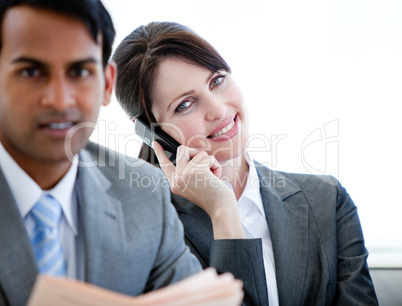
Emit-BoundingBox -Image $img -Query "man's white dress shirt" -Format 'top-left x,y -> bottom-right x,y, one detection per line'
0,142 -> 82,278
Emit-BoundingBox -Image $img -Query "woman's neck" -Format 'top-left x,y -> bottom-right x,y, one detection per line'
221,154 -> 249,201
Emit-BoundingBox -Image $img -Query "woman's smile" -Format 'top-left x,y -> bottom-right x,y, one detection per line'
207,114 -> 238,141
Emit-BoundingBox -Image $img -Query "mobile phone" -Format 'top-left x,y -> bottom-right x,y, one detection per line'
134,115 -> 180,164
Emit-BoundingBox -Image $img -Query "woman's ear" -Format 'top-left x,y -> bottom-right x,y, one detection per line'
102,61 -> 117,107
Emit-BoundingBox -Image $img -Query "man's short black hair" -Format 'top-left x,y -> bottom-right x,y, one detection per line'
0,0 -> 115,67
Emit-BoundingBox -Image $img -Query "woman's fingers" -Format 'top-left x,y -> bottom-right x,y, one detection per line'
154,143 -> 225,197
175,145 -> 195,173
175,146 -> 223,179
188,150 -> 222,178
208,154 -> 222,178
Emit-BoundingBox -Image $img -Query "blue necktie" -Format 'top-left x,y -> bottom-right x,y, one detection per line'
30,194 -> 66,276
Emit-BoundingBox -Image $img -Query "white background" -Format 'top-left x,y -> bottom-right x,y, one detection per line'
94,0 -> 402,266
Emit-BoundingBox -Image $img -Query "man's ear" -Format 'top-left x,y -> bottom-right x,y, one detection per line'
102,61 -> 116,107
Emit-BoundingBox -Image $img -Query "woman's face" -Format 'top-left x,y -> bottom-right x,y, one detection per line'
151,57 -> 249,163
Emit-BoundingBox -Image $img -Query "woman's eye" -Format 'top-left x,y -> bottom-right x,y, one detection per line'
211,74 -> 226,89
175,100 -> 192,113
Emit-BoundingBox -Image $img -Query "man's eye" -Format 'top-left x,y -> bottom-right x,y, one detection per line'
70,68 -> 90,78
20,67 -> 42,78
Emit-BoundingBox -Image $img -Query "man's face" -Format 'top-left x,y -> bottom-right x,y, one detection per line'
0,6 -> 114,169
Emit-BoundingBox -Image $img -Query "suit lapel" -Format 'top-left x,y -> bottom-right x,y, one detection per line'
77,150 -> 126,292
172,194 -> 213,265
0,168 -> 38,305
255,163 -> 309,305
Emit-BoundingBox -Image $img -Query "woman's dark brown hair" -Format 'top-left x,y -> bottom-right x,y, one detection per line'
112,21 -> 231,163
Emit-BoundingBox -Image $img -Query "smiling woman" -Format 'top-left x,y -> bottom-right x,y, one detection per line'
111,20 -> 378,305
150,57 -> 246,164
98,0 -> 402,271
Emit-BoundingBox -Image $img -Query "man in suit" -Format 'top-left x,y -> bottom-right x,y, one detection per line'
0,1 -> 201,305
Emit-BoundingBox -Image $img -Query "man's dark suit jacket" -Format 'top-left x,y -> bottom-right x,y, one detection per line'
0,142 -> 201,306
172,162 -> 378,305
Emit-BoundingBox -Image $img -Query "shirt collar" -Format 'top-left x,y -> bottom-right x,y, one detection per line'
0,141 -> 78,234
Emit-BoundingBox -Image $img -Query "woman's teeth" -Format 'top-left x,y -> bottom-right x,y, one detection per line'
210,119 -> 235,138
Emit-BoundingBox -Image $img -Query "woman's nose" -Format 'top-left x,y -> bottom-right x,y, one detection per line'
205,95 -> 228,121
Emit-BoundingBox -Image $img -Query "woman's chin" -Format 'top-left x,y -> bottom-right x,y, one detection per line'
213,150 -> 244,167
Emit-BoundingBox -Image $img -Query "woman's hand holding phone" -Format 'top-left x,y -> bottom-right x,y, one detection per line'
153,141 -> 246,239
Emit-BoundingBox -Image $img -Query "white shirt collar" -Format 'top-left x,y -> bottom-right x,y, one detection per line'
238,158 -> 266,217
0,142 -> 78,234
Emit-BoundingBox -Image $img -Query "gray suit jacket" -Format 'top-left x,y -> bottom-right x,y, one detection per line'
172,161 -> 378,305
0,142 -> 201,306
